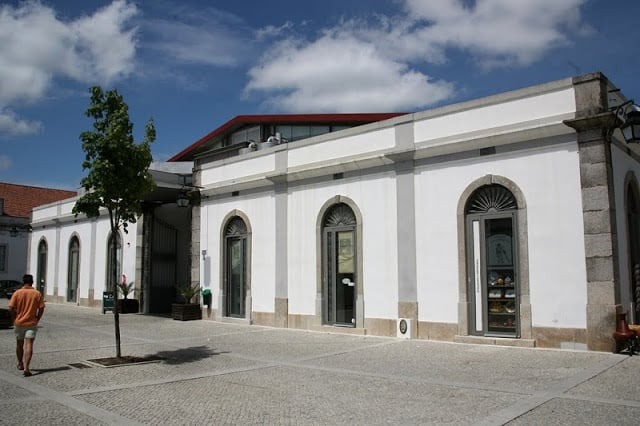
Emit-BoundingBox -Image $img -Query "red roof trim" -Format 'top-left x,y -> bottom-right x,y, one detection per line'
168,113 -> 406,162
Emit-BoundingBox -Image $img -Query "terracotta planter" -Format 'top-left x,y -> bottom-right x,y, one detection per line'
171,303 -> 202,321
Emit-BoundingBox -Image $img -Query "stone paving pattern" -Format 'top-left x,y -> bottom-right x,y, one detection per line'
1,300 -> 639,425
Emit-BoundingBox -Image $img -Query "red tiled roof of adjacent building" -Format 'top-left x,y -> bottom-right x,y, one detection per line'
0,182 -> 76,218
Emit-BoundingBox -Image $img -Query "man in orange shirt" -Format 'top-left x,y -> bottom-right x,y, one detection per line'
8,274 -> 45,377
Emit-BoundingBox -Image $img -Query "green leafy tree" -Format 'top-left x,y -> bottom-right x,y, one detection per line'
73,86 -> 156,358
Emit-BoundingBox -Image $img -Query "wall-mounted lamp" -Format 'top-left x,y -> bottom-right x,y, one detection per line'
614,100 -> 640,144
176,190 -> 190,208
201,249 -> 207,261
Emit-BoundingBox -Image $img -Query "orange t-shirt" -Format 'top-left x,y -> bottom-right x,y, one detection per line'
8,286 -> 45,327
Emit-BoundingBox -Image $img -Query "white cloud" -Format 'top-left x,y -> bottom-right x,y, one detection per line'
70,0 -> 138,81
0,0 -> 138,137
398,0 -> 590,67
0,109 -> 42,137
255,21 -> 294,41
246,35 -> 452,112
144,19 -> 243,67
143,6 -> 252,67
245,0 -> 589,112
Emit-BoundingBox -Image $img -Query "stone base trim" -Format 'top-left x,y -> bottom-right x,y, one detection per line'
363,318 -> 396,337
454,335 -> 536,348
253,311 -> 275,327
48,295 -> 66,304
35,301 -> 601,352
417,321 -> 458,341
586,303 -> 618,351
218,316 -> 252,325
532,326 -> 587,349
310,325 -> 367,335
274,298 -> 288,328
78,296 -> 101,308
287,313 -> 316,330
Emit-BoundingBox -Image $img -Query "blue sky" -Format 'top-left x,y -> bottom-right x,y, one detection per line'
1,0 -> 639,190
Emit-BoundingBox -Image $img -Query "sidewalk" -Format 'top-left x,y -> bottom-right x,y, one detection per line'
1,300 -> 639,425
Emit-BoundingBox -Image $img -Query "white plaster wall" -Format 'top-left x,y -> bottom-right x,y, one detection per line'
59,201 -> 76,216
415,140 -> 588,328
287,172 -> 398,319
611,142 -> 640,319
414,88 -> 576,145
200,194 -> 277,313
31,204 -> 60,222
288,128 -> 396,169
29,213 -> 138,304
201,154 -> 276,184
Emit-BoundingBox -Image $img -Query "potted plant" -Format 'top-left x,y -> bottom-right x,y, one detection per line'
117,274 -> 139,314
171,283 -> 202,321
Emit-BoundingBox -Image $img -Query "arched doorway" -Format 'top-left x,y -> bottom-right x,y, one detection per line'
322,203 -> 357,327
465,184 -> 519,337
224,216 -> 248,318
67,236 -> 80,302
36,239 -> 47,294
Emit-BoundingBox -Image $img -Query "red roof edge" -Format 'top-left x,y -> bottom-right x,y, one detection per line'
168,113 -> 406,162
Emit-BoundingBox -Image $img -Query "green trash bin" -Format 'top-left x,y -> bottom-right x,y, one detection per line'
201,288 -> 212,307
103,291 -> 115,314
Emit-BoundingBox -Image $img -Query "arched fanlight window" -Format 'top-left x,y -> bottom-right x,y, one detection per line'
324,203 -> 357,227
466,185 -> 517,214
225,217 -> 248,236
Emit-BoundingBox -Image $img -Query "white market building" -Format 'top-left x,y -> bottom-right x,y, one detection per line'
28,72 -> 640,351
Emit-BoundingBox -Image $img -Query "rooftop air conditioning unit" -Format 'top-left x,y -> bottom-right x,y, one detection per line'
397,318 -> 413,338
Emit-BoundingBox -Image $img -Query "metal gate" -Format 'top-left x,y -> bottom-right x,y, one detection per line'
148,217 -> 177,314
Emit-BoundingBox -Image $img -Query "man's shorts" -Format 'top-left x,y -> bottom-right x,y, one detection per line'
14,326 -> 37,340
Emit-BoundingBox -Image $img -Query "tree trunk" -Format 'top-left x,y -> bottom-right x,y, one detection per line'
111,226 -> 122,358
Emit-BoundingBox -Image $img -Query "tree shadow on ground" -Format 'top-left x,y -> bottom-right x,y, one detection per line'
87,345 -> 229,367
152,345 -> 229,365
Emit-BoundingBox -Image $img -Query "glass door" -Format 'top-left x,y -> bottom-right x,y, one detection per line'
484,217 -> 517,335
326,229 -> 355,326
226,237 -> 246,318
468,214 -> 518,337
